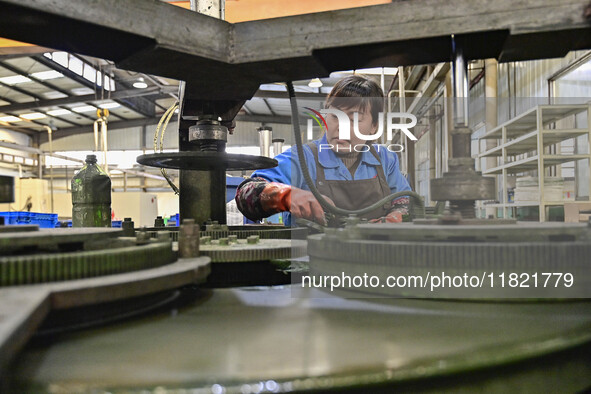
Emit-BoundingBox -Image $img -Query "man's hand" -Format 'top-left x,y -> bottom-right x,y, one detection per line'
369,210 -> 403,223
291,187 -> 335,225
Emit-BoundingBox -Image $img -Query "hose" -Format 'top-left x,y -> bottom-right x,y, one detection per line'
285,81 -> 424,219
154,102 -> 180,194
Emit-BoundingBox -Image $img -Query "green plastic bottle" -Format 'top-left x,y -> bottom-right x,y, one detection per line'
71,154 -> 111,227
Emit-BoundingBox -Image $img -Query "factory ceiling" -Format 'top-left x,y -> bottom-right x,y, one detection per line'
0,0 -> 589,141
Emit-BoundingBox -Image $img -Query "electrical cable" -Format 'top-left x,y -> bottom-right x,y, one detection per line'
154,102 -> 180,194
285,81 -> 425,218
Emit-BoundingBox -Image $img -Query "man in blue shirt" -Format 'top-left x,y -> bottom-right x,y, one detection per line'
236,75 -> 411,225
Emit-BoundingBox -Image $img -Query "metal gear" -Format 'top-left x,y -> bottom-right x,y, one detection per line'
0,227 -> 122,252
146,226 -> 306,243
0,241 -> 176,286
197,239 -> 307,263
308,222 -> 591,298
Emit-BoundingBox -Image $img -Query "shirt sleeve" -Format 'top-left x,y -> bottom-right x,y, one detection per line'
383,150 -> 411,193
251,145 -> 317,190
236,145 -> 317,221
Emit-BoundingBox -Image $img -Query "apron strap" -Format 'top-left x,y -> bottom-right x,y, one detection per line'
368,145 -> 389,186
305,141 -> 326,183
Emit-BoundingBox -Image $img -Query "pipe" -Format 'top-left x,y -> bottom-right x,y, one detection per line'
452,35 -> 469,127
44,126 -> 54,213
258,126 -> 272,158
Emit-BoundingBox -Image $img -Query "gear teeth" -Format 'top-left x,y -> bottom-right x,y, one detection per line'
199,239 -> 307,262
0,243 -> 175,287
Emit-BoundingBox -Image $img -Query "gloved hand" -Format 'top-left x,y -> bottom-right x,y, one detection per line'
259,183 -> 334,225
369,210 -> 403,223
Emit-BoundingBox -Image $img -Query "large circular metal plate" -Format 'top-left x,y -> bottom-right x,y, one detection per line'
7,287 -> 591,392
0,228 -> 122,252
136,152 -> 278,171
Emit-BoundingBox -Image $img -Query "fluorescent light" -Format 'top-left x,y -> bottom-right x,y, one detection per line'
43,91 -> 68,99
71,87 -> 95,95
72,105 -> 96,113
308,78 -> 323,88
133,77 -> 148,89
0,116 -> 22,122
99,102 -> 120,109
31,70 -> 63,80
0,75 -> 32,85
20,112 -> 46,120
47,109 -> 72,116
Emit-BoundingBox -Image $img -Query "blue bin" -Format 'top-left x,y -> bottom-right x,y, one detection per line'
30,212 -> 58,228
1,211 -> 58,228
0,211 -> 18,225
167,213 -> 179,226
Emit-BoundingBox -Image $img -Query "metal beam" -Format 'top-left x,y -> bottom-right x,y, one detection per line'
0,87 -> 166,113
38,117 -> 161,144
0,0 -> 588,101
32,55 -> 151,119
235,114 -> 295,125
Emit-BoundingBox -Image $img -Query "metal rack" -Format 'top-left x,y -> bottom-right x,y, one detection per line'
479,104 -> 591,221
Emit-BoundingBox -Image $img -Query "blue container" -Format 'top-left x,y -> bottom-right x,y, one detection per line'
30,212 -> 58,228
112,220 -> 122,228
0,211 -> 18,225
167,213 -> 179,226
55,220 -> 73,228
1,211 -> 58,228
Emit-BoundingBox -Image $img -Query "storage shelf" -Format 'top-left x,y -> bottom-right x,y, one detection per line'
478,104 -> 591,221
482,201 -> 575,208
483,155 -> 591,175
481,104 -> 589,140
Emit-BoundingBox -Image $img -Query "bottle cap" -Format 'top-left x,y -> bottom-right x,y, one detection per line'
85,154 -> 97,164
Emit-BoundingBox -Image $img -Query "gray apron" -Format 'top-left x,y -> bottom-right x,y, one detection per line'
306,142 -> 392,220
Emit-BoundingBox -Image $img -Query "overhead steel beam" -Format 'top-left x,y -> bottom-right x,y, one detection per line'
0,0 -> 588,103
38,117 -> 161,144
0,87 -> 167,113
33,55 -> 151,119
235,114 -> 294,124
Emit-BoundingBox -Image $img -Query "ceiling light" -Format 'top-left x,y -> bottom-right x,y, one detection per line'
47,109 -> 72,116
133,77 -> 148,89
31,70 -> 64,80
0,116 -> 23,122
71,87 -> 95,96
0,75 -> 32,85
308,78 -> 323,88
99,102 -> 120,109
20,112 -> 46,120
72,105 -> 96,113
43,91 -> 68,99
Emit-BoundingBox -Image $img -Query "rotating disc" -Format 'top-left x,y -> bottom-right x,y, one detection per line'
136,152 -> 277,171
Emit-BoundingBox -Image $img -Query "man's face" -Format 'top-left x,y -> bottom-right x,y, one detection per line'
325,105 -> 377,153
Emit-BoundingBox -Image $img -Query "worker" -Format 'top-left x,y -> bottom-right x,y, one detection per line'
235,75 -> 411,225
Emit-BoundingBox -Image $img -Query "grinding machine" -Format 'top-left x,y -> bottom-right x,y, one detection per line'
1,0 -> 591,392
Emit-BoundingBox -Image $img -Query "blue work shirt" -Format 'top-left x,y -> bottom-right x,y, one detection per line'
252,134 -> 411,194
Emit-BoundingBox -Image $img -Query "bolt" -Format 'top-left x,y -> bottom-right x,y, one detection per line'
179,219 -> 199,258
154,216 -> 165,228
122,217 -> 135,237
136,228 -> 150,244
200,236 -> 212,244
156,231 -> 170,242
